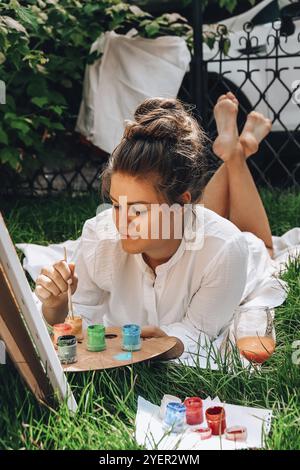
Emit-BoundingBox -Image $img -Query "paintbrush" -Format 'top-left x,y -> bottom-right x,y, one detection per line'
64,246 -> 74,320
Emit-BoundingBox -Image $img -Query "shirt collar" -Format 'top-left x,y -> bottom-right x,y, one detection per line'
134,205 -> 196,275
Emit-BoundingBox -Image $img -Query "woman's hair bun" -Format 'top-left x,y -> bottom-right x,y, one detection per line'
123,97 -> 199,145
102,96 -> 208,206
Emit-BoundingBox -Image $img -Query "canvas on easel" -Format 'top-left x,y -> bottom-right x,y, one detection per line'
0,213 -> 77,411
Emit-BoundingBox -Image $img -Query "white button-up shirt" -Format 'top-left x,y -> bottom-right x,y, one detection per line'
70,205 -> 287,352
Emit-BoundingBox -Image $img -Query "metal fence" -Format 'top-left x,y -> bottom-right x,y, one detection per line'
3,13 -> 300,195
186,10 -> 300,189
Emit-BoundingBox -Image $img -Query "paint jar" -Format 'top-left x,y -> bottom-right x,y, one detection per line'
57,335 -> 77,364
87,324 -> 106,352
159,395 -> 182,420
53,323 -> 72,347
122,324 -> 141,351
205,406 -> 227,436
225,426 -> 247,442
163,402 -> 186,433
193,427 -> 212,440
65,316 -> 83,341
184,397 -> 203,425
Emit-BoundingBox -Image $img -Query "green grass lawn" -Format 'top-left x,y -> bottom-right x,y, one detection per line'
0,189 -> 300,450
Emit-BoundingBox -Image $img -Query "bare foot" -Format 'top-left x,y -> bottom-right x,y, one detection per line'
239,111 -> 272,159
213,92 -> 244,161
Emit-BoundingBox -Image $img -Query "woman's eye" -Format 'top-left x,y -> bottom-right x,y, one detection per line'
130,205 -> 148,216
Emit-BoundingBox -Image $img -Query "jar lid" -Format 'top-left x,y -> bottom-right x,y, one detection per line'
57,334 -> 77,346
225,426 -> 247,442
184,397 -> 203,408
54,323 -> 72,330
193,427 -> 212,440
122,324 -> 141,334
205,406 -> 226,420
66,316 -> 82,323
166,402 -> 186,413
87,324 -> 105,334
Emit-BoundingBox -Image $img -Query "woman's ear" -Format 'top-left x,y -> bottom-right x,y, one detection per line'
180,191 -> 192,205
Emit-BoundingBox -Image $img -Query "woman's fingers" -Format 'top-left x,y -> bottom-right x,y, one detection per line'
54,260 -> 73,284
35,284 -> 52,300
70,273 -> 78,294
40,265 -> 68,294
68,262 -> 78,294
141,325 -> 156,338
141,325 -> 168,338
36,273 -> 61,296
35,260 -> 78,305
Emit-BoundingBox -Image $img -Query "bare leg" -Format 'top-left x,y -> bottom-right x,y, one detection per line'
199,93 -> 238,218
239,111 -> 272,158
199,163 -> 230,219
226,154 -> 274,256
200,92 -> 274,257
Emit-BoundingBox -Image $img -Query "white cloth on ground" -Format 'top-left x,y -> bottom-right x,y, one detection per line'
75,30 -> 191,154
17,205 -> 300,368
135,395 -> 272,450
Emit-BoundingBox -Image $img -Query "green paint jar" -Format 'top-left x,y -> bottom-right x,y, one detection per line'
57,335 -> 77,364
87,324 -> 106,352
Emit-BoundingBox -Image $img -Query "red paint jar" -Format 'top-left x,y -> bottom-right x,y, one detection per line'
184,397 -> 203,425
53,323 -> 72,347
205,406 -> 226,435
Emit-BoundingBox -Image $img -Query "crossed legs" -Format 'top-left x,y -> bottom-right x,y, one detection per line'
200,92 -> 274,258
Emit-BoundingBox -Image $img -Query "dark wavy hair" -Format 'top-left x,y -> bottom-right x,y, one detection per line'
101,97 -> 208,205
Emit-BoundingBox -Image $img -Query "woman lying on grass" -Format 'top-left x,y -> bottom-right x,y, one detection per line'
35,92 -> 287,361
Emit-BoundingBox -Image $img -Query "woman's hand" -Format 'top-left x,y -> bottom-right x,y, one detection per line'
35,260 -> 78,324
141,325 -> 168,338
141,325 -> 184,360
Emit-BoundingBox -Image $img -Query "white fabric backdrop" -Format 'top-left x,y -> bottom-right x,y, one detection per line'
75,30 -> 191,154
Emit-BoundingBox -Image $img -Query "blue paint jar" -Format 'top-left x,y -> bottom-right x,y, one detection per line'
122,324 -> 141,351
163,402 -> 186,433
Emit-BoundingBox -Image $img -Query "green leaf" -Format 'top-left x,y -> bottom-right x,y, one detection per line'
31,96 -> 48,108
27,79 -> 48,98
0,125 -> 8,145
50,122 -> 65,130
50,105 -> 64,116
0,147 -> 20,170
10,119 -> 30,134
145,21 -> 160,37
14,5 -> 39,32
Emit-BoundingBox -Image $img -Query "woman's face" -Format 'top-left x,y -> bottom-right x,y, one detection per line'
109,172 -> 186,254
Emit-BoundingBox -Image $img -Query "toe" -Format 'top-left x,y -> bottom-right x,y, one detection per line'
217,94 -> 227,103
266,118 -> 272,127
226,91 -> 238,103
248,111 -> 259,119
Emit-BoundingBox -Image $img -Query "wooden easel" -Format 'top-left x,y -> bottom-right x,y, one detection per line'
0,265 -> 53,403
0,213 -> 77,410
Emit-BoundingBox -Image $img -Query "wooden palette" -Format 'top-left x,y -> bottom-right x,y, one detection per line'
61,326 -> 178,372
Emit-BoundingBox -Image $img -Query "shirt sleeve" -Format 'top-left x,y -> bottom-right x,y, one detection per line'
70,218 -> 111,327
160,233 -> 249,353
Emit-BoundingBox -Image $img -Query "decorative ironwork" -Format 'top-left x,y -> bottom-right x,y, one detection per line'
2,17 -> 300,195
195,19 -> 300,188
